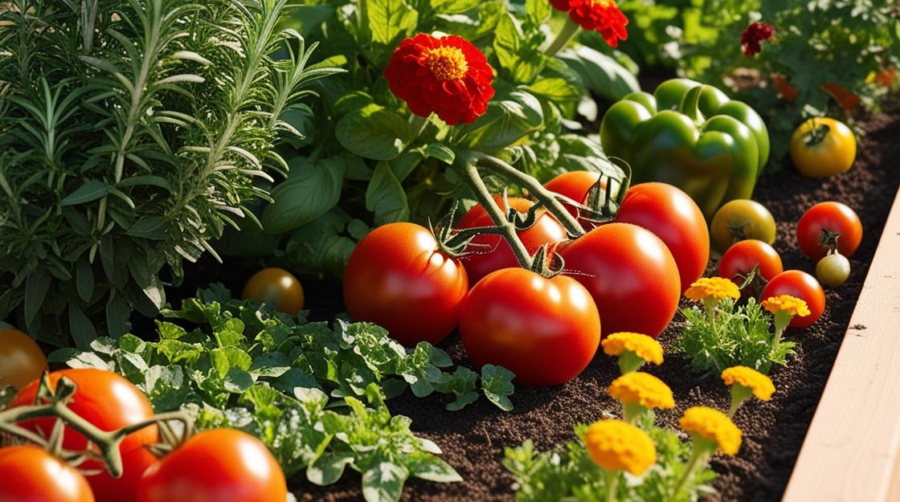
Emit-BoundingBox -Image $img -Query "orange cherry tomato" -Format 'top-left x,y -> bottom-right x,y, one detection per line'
242,268 -> 305,315
796,202 -> 862,261
0,328 -> 47,390
0,446 -> 94,502
718,240 -> 783,287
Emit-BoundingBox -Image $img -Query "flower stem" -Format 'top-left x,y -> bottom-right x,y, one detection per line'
668,448 -> 707,502
460,161 -> 535,269
545,16 -> 581,57
476,154 -> 585,237
605,469 -> 620,502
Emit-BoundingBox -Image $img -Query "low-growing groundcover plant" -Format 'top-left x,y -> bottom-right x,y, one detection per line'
226,0 -> 641,277
50,285 -> 514,502
0,0 -> 339,347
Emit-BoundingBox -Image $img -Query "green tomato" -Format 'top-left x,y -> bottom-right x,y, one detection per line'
816,253 -> 851,288
710,199 -> 777,256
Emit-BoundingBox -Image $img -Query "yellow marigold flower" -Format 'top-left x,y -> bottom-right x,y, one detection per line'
584,419 -> 657,475
679,406 -> 742,456
721,366 -> 775,401
609,372 -> 675,410
601,332 -> 663,365
762,295 -> 811,317
684,277 -> 740,302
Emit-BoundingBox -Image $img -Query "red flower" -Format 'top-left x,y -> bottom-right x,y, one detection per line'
384,33 -> 494,126
741,22 -> 774,57
551,0 -> 628,48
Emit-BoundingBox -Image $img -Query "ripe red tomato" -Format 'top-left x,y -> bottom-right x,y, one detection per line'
718,240 -> 783,286
797,202 -> 862,260
616,183 -> 710,292
558,223 -> 681,339
0,328 -> 47,390
761,270 -> 826,328
11,369 -> 158,502
343,222 -> 469,346
456,196 -> 566,284
137,429 -> 286,502
543,171 -> 608,219
459,268 -> 601,386
0,445 -> 95,502
242,268 -> 305,315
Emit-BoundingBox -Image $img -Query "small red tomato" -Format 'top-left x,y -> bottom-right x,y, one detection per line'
137,429 -> 286,502
0,446 -> 95,502
11,369 -> 159,502
457,196 -> 566,284
761,270 -> 826,328
343,222 -> 469,346
543,171 -> 607,219
616,183 -> 710,292
796,202 -> 862,260
459,268 -> 601,386
718,240 -> 783,286
558,223 -> 681,338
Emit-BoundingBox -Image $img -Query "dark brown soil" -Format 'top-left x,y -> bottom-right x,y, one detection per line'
175,110 -> 900,502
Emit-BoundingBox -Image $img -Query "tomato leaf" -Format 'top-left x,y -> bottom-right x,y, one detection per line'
481,364 -> 515,411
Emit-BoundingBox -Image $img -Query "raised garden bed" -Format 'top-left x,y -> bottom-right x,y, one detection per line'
167,111 -> 900,501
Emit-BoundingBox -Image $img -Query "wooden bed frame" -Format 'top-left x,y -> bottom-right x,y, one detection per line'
783,187 -> 900,501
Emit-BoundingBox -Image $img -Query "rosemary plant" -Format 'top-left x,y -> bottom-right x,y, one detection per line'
0,0 -> 339,347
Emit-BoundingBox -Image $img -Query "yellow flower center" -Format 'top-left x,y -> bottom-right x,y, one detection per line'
592,0 -> 617,7
425,46 -> 468,82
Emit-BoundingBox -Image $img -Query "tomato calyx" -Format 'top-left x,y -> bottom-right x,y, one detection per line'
818,227 -> 842,253
0,373 -> 192,479
803,120 -> 831,147
735,263 -> 768,295
529,245 -> 566,279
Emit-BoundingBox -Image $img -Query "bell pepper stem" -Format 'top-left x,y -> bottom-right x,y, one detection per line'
679,85 -> 706,125
459,159 -> 535,269
545,16 -> 581,57
476,154 -> 586,238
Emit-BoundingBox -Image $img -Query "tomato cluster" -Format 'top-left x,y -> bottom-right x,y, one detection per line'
343,179 -> 709,386
1,369 -> 287,502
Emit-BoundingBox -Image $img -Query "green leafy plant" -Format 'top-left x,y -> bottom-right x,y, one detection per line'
49,285 -> 514,501
0,0 -> 340,346
223,0 -> 636,276
677,298 -> 795,374
502,416 -> 716,502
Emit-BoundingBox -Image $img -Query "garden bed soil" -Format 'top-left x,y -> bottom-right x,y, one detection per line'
174,109 -> 900,502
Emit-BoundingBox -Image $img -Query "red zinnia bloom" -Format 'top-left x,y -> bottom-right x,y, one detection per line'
552,0 -> 628,48
740,22 -> 774,57
384,33 -> 494,126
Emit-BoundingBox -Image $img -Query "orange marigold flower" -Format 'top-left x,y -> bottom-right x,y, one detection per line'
684,277 -> 740,302
584,419 -> 656,475
601,332 -> 663,366
550,0 -> 628,48
680,406 -> 742,456
385,33 -> 495,125
721,366 -> 775,401
609,372 -> 675,410
762,295 -> 810,317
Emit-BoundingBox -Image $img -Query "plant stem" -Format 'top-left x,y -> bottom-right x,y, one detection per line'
606,469 -> 619,502
476,154 -> 585,237
668,447 -> 707,502
545,16 -> 581,57
460,161 -> 534,269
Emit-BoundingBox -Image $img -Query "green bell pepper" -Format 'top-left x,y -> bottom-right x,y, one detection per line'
600,79 -> 770,219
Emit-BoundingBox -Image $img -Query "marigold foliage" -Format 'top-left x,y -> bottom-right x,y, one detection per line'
679,406 -> 742,456
584,419 -> 656,475
608,372 -> 675,410
601,332 -> 664,365
722,366 -> 775,401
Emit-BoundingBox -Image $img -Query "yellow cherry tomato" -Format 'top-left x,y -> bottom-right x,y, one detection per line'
710,199 -> 777,256
242,268 -> 305,315
790,118 -> 857,179
0,329 -> 47,390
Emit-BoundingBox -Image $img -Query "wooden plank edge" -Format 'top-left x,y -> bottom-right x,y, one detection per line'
783,187 -> 900,502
